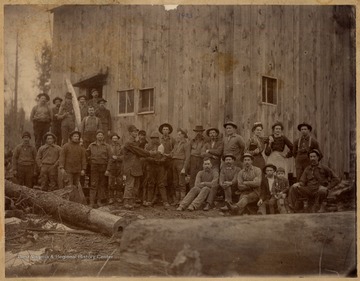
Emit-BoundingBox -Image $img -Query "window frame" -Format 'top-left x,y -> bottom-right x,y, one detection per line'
261,75 -> 278,106
138,87 -> 155,115
117,88 -> 135,116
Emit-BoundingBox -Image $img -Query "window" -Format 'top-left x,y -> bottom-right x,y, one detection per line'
118,89 -> 135,115
139,88 -> 154,113
262,76 -> 278,105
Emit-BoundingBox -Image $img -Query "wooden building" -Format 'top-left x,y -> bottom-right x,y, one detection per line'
50,5 -> 355,176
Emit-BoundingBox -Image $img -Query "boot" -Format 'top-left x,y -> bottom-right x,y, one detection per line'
89,190 -> 96,208
170,192 -> 180,206
124,198 -> 134,210
203,203 -> 211,211
180,191 -> 186,201
317,202 -> 327,213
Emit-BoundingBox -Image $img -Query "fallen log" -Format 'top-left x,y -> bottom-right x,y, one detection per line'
120,212 -> 356,276
5,180 -> 127,236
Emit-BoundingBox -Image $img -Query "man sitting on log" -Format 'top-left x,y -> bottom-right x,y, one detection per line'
288,149 -> 340,213
226,153 -> 262,215
176,157 -> 219,211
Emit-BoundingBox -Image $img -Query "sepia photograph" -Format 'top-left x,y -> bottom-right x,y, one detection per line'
3,3 -> 357,278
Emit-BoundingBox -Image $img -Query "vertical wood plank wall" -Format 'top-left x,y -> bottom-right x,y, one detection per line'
50,5 -> 354,176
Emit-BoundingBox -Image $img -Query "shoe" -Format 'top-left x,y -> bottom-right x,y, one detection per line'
203,203 -> 211,211
108,198 -> 114,204
116,198 -> 123,203
176,206 -> 184,211
226,202 -> 239,215
220,205 -> 229,211
187,205 -> 195,212
124,204 -> 134,210
317,202 -> 327,213
163,202 -> 170,210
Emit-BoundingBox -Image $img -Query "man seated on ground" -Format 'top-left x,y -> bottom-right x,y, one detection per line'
288,149 -> 340,213
176,157 -> 219,211
219,153 -> 241,212
257,164 -> 289,214
226,153 -> 262,215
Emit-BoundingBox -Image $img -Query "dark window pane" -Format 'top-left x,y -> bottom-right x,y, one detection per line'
262,77 -> 266,102
127,91 -> 134,113
119,91 -> 126,114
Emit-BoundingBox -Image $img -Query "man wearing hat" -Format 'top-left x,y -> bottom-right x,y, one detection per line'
168,128 -> 190,205
223,121 -> 246,168
107,133 -> 124,204
226,153 -> 262,215
30,93 -> 52,149
12,132 -> 37,188
188,125 -> 207,188
80,106 -> 102,149
257,164 -> 289,214
59,130 -> 86,190
293,122 -> 321,181
288,149 -> 340,213
201,127 -> 224,171
58,92 -> 76,145
51,97 -> 63,146
87,130 -> 112,207
143,131 -> 170,209
78,95 -> 88,121
122,125 -> 159,209
36,132 -> 61,191
218,153 -> 241,212
87,89 -> 101,111
95,98 -> 112,141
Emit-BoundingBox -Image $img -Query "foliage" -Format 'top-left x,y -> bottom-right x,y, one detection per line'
34,40 -> 52,94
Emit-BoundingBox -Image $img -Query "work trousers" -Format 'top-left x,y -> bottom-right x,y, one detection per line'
223,184 -> 238,203
257,197 -> 277,214
83,131 -> 97,149
124,173 -> 141,200
33,120 -> 51,150
295,154 -> 311,181
235,190 -> 260,215
172,159 -> 186,194
52,124 -> 62,146
90,164 -> 108,201
61,120 -> 75,145
288,185 -> 328,211
163,161 -> 174,203
16,164 -> 35,188
39,164 -> 58,191
67,172 -> 81,187
109,169 -> 123,200
144,165 -> 168,204
179,186 -> 210,210
205,183 -> 219,205
189,156 -> 203,188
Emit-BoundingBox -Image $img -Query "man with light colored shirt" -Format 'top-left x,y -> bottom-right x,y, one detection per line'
81,106 -> 102,149
223,121 -> 245,168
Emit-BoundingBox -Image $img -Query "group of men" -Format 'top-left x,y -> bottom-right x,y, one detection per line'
12,91 -> 341,214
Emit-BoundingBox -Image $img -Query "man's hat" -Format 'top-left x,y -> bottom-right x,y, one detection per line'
222,153 -> 236,161
263,163 -> 277,173
97,98 -> 107,104
91,89 -> 99,94
37,93 -> 50,101
52,97 -> 63,104
193,125 -> 205,132
308,149 -> 323,160
77,95 -> 87,101
110,132 -> 120,139
69,130 -> 81,138
177,128 -> 188,138
138,130 -> 146,136
159,123 -> 173,134
22,131 -> 31,139
271,121 -> 284,130
64,92 -> 72,99
206,127 -> 219,137
96,130 -> 105,136
276,167 -> 285,173
252,122 -> 263,132
223,121 -> 238,129
128,125 -> 139,133
150,131 -> 160,138
297,122 -> 312,132
43,132 -> 57,142
241,153 -> 254,161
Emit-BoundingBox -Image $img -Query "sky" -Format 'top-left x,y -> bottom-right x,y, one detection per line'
4,5 -> 53,117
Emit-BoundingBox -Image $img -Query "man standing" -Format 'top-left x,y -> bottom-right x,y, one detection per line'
223,121 -> 246,168
30,93 -> 52,149
87,89 -> 101,111
87,130 -> 112,207
293,122 -> 321,181
58,92 -> 76,145
59,131 -> 86,189
138,130 -> 148,149
289,149 -> 340,213
12,132 -> 37,188
107,133 -> 123,204
218,153 -> 241,211
96,98 -> 112,141
122,125 -> 158,209
78,95 -> 88,121
51,97 -> 63,146
36,133 -> 61,191
176,158 -> 219,211
80,106 -> 102,149
201,127 -> 223,172
189,125 -> 206,188
226,153 -> 262,215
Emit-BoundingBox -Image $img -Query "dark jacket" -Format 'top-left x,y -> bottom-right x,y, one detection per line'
122,137 -> 151,177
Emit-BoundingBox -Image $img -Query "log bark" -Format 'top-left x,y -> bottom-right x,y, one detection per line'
5,180 -> 127,236
120,212 -> 356,276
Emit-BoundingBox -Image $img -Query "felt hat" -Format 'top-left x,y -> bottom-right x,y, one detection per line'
241,153 -> 254,161
308,149 -> 323,160
271,121 -> 284,131
110,133 -> 120,139
177,128 -> 188,138
150,131 -> 160,138
128,125 -> 139,133
64,92 -> 72,99
97,98 -> 107,104
37,93 -> 50,101
276,167 -> 285,173
69,130 -> 81,138
206,127 -> 219,137
43,132 -> 57,142
159,123 -> 173,134
52,97 -> 63,104
263,163 -> 277,173
297,122 -> 312,132
91,89 -> 99,94
193,125 -> 205,132
138,130 -> 147,136
96,130 -> 105,136
223,121 -> 238,129
77,95 -> 87,101
222,153 -> 236,161
252,122 -> 263,132
22,131 -> 31,139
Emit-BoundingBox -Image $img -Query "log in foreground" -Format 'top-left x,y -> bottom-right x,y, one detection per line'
120,212 -> 356,276
5,180 -> 126,236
